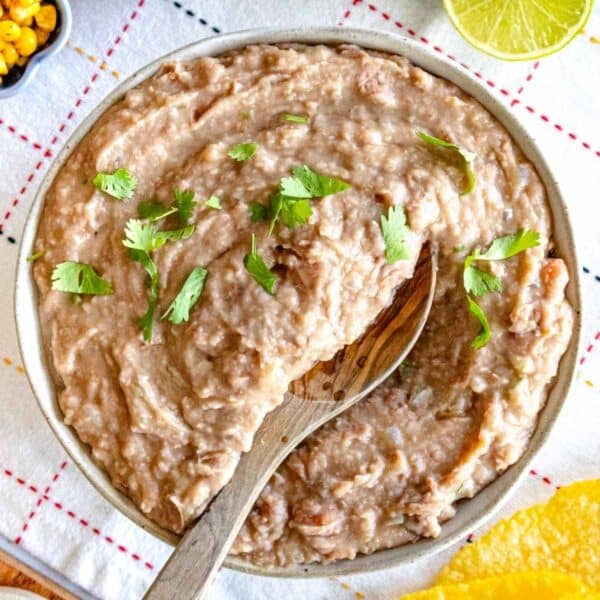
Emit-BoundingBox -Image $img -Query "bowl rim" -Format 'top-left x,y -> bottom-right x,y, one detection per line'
0,0 -> 72,99
14,26 -> 582,579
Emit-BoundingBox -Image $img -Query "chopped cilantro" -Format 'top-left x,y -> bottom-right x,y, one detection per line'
92,168 -> 137,200
467,296 -> 491,350
268,165 -> 350,232
285,165 -> 350,198
269,192 -> 313,233
174,189 -> 196,225
463,230 -> 540,349
279,176 -> 313,199
380,205 -> 413,264
205,196 -> 222,210
27,250 -> 45,262
244,234 -> 276,294
161,267 -> 208,324
51,262 -> 113,295
249,201 -> 268,222
475,230 -> 541,261
463,264 -> 502,297
123,220 -> 166,252
129,248 -> 159,342
123,219 -> 195,341
282,114 -> 310,125
416,131 -> 476,195
228,142 -> 259,162
138,200 -> 177,222
155,224 -> 195,245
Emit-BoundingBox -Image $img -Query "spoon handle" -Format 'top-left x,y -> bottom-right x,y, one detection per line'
144,396 -> 330,600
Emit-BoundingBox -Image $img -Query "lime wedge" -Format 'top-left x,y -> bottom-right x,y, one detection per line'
444,0 -> 594,61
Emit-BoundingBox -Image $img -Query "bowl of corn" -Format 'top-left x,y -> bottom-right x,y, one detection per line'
0,0 -> 71,98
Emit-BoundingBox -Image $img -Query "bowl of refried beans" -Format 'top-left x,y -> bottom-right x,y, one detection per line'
15,27 -> 581,577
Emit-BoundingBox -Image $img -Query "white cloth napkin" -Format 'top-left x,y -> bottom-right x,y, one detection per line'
1,1 -> 599,598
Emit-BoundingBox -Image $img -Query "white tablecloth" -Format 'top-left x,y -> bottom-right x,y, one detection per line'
1,1 -> 599,598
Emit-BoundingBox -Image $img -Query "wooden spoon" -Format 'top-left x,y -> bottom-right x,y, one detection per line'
144,242 -> 437,600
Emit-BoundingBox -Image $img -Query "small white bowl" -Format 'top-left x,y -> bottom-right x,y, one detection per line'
14,27 -> 581,578
0,0 -> 72,99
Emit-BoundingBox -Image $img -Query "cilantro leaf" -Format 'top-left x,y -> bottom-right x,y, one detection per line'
249,201 -> 268,222
124,220 -> 195,252
279,176 -> 312,199
174,189 -> 196,225
463,265 -> 502,296
51,262 -> 113,295
228,142 -> 259,162
282,114 -> 310,125
416,131 -> 476,195
123,220 -> 166,252
477,230 -> 541,261
462,229 -> 540,349
129,248 -> 159,342
155,224 -> 196,245
27,250 -> 45,262
123,219 -> 195,341
204,196 -> 222,210
467,296 -> 491,349
244,234 -> 276,294
138,200 -> 177,222
161,267 -> 208,324
280,198 -> 312,228
380,205 -> 413,264
269,193 -> 313,232
267,166 -> 350,232
92,168 -> 137,200
289,165 -> 350,198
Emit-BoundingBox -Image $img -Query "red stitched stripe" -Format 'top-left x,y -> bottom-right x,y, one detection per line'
579,330 -> 600,364
517,60 -> 540,94
46,502 -> 154,569
2,463 -> 154,570
529,468 -> 560,490
0,118 -> 48,154
13,461 -> 67,546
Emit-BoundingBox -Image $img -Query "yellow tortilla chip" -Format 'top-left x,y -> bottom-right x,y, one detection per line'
437,479 -> 600,589
554,478 -> 600,502
401,570 -> 587,599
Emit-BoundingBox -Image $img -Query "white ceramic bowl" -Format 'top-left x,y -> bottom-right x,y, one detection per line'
15,27 -> 581,578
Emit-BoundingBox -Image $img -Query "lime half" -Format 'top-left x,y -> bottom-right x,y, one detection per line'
444,0 -> 594,61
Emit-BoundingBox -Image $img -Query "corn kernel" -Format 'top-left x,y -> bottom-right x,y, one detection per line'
0,20 -> 21,42
5,0 -> 36,7
34,4 -> 55,31
14,25 -> 36,56
34,26 -> 48,45
2,43 -> 17,66
10,3 -> 39,25
0,55 -> 8,76
0,5 -> 3,19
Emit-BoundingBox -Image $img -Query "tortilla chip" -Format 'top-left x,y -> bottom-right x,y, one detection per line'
401,570 -> 588,599
437,479 -> 600,589
554,478 -> 600,502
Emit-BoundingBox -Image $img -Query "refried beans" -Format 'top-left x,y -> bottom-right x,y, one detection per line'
32,43 -> 573,566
